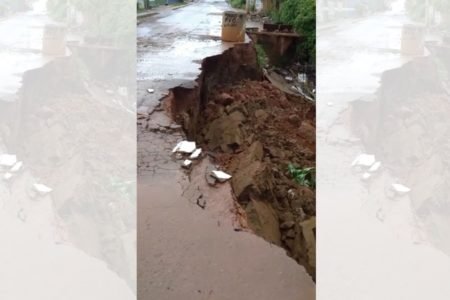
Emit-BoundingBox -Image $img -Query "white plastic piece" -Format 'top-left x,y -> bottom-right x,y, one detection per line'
392,183 -> 411,195
369,161 -> 381,172
0,154 -> 17,167
172,141 -> 196,154
351,154 -> 375,167
211,170 -> 232,183
189,148 -> 202,160
33,183 -> 53,195
10,161 -> 23,173
182,160 -> 192,169
147,88 -> 154,93
361,172 -> 371,180
3,173 -> 13,181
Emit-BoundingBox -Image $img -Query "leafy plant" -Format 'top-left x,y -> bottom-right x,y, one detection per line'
230,0 -> 246,9
255,44 -> 268,67
273,0 -> 316,63
288,164 -> 315,188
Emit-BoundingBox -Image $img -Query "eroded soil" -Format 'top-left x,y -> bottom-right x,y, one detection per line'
167,43 -> 316,278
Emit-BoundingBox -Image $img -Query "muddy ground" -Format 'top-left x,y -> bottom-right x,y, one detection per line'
165,43 -> 316,277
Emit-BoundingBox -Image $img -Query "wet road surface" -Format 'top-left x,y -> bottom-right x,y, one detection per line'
137,0 -> 315,299
317,2 -> 450,298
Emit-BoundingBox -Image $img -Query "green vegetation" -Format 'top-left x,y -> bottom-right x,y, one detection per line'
406,0 -> 450,23
230,0 -> 246,9
288,164 -> 315,189
271,0 -> 315,63
47,0 -> 134,45
255,44 -> 269,67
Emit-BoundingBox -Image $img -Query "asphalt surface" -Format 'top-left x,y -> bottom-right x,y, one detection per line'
137,1 -> 315,299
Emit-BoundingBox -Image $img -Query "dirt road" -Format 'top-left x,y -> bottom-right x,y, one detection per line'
137,0 -> 315,298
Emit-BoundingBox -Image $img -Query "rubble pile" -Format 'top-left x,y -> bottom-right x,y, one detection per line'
179,79 -> 316,277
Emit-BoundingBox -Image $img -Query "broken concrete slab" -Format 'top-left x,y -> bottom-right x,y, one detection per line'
189,148 -> 202,160
172,141 -> 196,154
211,170 -> 232,183
33,183 -> 53,195
0,154 -> 17,167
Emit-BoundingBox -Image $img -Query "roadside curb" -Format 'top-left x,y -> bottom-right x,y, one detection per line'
137,2 -> 193,19
137,11 -> 158,19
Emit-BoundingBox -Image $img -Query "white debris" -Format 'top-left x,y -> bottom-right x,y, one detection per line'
211,170 -> 232,183
351,154 -> 375,167
369,161 -> 381,172
189,148 -> 202,160
10,161 -> 23,173
327,102 -> 334,107
182,159 -> 192,169
392,183 -> 411,195
117,87 -> 128,96
361,172 -> 371,181
33,183 -> 53,195
0,154 -> 17,167
285,76 -> 293,82
147,88 -> 155,93
3,173 -> 13,181
172,141 -> 196,154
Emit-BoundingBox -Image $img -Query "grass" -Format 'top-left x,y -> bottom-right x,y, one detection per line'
255,44 -> 268,68
288,164 -> 315,189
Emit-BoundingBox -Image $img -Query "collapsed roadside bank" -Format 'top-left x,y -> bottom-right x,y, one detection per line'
350,45 -> 450,253
159,43 -> 316,278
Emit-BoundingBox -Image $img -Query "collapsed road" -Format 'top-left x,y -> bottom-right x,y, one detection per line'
137,0 -> 315,299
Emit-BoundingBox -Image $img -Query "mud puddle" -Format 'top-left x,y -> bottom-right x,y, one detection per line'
162,43 -> 316,278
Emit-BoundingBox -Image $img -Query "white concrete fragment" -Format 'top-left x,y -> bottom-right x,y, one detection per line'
285,76 -> 293,82
182,160 -> 192,169
172,141 -> 196,154
211,170 -> 232,183
147,88 -> 155,93
392,183 -> 411,195
10,161 -> 23,173
351,154 -> 375,167
3,173 -> 13,181
33,183 -> 53,195
369,161 -> 381,172
189,148 -> 202,160
0,154 -> 17,167
361,172 -> 371,180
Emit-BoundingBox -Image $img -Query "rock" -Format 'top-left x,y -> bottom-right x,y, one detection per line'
288,114 -> 301,126
216,92 -> 234,105
189,148 -> 202,160
245,197 -> 281,245
172,141 -> 196,154
351,153 -> 375,167
280,221 -> 295,230
182,160 -> 192,169
33,183 -> 53,195
254,109 -> 269,120
0,154 -> 17,167
211,170 -> 232,182
284,229 -> 296,239
10,161 -> 23,173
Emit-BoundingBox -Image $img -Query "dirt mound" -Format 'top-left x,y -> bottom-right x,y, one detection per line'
197,80 -> 316,277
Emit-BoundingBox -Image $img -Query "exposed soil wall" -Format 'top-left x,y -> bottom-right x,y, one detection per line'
166,43 -> 316,278
351,49 -> 450,257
